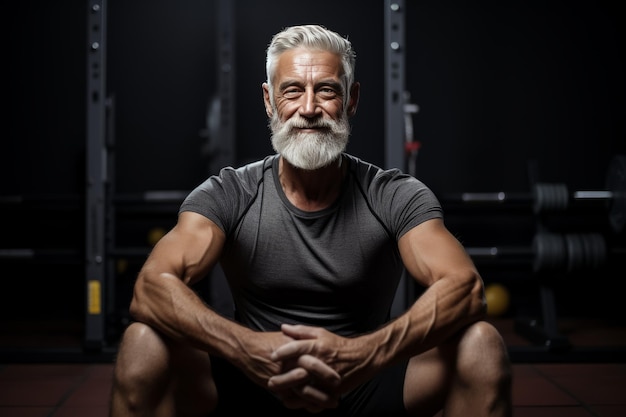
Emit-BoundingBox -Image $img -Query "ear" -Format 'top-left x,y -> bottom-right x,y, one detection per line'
262,82 -> 273,118
346,82 -> 360,117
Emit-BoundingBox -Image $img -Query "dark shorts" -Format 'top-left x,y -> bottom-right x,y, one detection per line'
210,355 -> 409,416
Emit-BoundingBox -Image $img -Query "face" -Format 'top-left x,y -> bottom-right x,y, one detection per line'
264,48 -> 357,170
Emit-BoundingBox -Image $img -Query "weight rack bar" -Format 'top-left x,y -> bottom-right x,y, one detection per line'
465,232 -> 622,273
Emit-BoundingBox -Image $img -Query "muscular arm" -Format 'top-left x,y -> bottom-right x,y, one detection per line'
131,211 -> 341,410
129,211 -> 252,359
368,217 -> 486,363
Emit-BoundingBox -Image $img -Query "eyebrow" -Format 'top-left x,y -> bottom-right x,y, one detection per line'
278,78 -> 343,92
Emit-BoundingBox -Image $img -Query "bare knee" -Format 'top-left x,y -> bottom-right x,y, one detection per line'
111,322 -> 171,411
111,322 -> 217,416
456,322 -> 510,370
456,321 -> 512,392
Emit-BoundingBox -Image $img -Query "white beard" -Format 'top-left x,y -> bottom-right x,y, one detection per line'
270,112 -> 351,170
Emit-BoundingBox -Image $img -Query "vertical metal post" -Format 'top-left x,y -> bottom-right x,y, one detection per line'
85,0 -> 107,349
385,0 -> 412,316
385,0 -> 406,171
218,0 -> 235,168
207,0 -> 237,315
206,0 -> 236,174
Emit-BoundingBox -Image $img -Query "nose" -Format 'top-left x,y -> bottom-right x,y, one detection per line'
298,89 -> 321,118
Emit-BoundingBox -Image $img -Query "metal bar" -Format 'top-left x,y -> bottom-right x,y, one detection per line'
573,191 -> 613,200
211,0 -> 236,174
84,0 -> 107,350
0,249 -> 80,262
384,0 -> 406,171
385,0 -> 410,317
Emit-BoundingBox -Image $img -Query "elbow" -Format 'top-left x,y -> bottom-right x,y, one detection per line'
462,270 -> 487,321
471,272 -> 488,320
128,275 -> 152,323
128,292 -> 145,323
128,295 -> 143,321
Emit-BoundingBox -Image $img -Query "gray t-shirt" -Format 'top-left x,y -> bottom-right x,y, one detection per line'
180,153 -> 442,336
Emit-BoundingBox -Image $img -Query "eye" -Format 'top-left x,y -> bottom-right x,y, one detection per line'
318,87 -> 338,99
282,87 -> 303,99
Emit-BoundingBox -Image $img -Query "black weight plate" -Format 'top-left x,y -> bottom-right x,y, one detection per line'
606,155 -> 626,233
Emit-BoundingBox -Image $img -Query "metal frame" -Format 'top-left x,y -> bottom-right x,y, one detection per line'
385,0 -> 414,316
85,0 -> 108,350
384,0 -> 406,171
203,0 -> 236,175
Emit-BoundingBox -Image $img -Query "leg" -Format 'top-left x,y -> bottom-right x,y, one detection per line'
403,321 -> 513,417
109,322 -> 217,417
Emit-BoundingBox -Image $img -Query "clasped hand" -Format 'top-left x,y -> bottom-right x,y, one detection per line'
266,323 -> 353,413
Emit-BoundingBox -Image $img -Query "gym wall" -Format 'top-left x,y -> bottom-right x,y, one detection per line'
1,0 -> 624,347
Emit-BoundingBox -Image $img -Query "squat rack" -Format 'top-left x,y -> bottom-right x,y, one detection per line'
83,0 -> 237,353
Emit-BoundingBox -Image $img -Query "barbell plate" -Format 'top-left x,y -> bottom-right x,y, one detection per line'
533,232 -> 566,272
606,154 -> 626,233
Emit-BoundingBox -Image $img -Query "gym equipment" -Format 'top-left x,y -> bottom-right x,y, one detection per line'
465,232 -> 616,273
485,283 -> 510,317
446,155 -> 626,233
606,154 -> 626,233
116,258 -> 128,274
467,232 -> 620,351
147,227 -> 167,247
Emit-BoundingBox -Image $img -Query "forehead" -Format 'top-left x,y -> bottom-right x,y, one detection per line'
274,47 -> 343,80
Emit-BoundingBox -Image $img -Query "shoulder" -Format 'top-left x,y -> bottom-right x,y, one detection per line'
344,153 -> 428,193
193,155 -> 274,195
220,155 -> 273,187
180,155 -> 274,220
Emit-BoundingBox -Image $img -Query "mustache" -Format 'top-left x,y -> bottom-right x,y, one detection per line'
286,116 -> 333,130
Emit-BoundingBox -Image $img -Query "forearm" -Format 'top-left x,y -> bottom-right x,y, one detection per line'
129,270 -> 251,361
365,272 -> 486,369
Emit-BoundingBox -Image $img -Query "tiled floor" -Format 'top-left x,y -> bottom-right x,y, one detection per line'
1,317 -> 625,417
0,362 -> 625,416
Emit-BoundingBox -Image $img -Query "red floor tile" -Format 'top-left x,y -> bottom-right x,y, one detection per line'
0,360 -> 624,416
64,378 -> 112,407
512,368 -> 579,406
52,405 -> 110,417
513,406 -> 595,417
0,409 -> 54,417
0,380 -> 76,407
588,405 -> 626,417
534,363 -> 626,405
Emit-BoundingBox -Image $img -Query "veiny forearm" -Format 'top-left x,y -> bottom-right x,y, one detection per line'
129,268 -> 251,361
364,271 -> 486,370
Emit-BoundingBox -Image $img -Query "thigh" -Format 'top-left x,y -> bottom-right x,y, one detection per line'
402,321 -> 508,416
168,339 -> 217,415
402,332 -> 462,416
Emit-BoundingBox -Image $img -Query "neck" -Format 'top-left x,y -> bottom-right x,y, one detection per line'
279,155 -> 345,211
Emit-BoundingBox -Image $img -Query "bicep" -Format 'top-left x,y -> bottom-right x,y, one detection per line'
398,218 -> 478,287
143,211 -> 226,286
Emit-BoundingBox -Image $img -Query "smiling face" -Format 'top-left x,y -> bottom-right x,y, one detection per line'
263,47 -> 359,170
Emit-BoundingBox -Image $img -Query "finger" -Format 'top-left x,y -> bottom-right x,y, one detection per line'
271,339 -> 311,361
267,367 -> 309,391
290,384 -> 340,410
281,323 -> 319,339
268,355 -> 339,391
297,354 -> 340,388
299,383 -> 340,407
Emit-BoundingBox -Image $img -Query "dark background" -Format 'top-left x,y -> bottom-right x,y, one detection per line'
2,0 -> 624,348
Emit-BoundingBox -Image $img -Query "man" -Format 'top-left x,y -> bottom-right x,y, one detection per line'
109,24 -> 512,416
